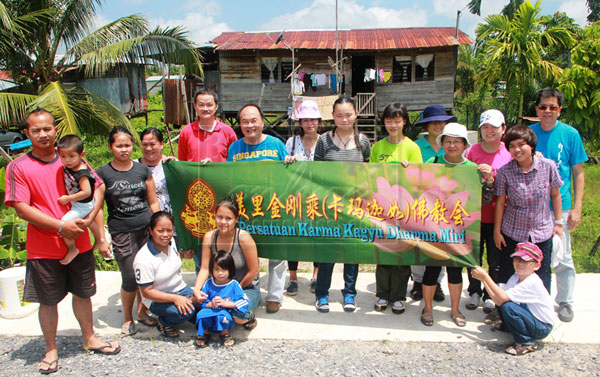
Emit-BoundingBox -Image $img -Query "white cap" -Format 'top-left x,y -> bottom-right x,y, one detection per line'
436,123 -> 471,147
479,109 -> 505,128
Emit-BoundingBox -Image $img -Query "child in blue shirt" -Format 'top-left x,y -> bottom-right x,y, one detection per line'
195,250 -> 249,348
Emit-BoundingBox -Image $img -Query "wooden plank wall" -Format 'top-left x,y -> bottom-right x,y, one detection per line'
218,47 -> 457,113
374,48 -> 456,111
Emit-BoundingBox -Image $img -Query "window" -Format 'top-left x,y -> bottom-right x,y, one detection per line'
392,54 -> 436,83
415,54 -> 434,81
392,56 -> 412,83
260,57 -> 297,83
261,58 -> 279,83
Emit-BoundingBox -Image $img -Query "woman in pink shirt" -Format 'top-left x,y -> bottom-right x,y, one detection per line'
464,110 -> 512,317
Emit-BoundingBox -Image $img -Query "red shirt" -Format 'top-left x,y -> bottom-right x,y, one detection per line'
178,119 -> 237,162
4,152 -> 102,259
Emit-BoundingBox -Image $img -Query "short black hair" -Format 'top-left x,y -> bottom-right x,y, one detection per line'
381,102 -> 410,133
536,87 -> 564,107
209,250 -> 236,280
57,134 -> 84,154
140,127 -> 163,143
237,103 -> 265,123
148,211 -> 174,231
504,125 -> 537,155
193,88 -> 218,105
24,107 -> 55,130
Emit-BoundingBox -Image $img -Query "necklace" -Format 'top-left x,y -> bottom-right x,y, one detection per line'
336,132 -> 353,149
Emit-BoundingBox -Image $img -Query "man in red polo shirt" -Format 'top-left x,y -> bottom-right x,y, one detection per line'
5,108 -> 120,374
177,89 -> 237,163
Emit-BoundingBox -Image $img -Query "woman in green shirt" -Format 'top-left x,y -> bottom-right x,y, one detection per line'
370,103 -> 422,314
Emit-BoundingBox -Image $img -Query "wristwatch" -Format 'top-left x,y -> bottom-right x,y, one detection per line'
554,219 -> 564,225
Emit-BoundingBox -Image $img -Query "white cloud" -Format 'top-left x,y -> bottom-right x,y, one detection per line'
558,0 -> 589,26
259,0 -> 427,30
150,11 -> 232,46
432,0 -> 504,17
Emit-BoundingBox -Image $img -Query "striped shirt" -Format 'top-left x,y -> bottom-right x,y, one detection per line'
314,131 -> 371,162
495,157 -> 563,242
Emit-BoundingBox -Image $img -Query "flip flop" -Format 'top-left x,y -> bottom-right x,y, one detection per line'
138,317 -> 158,327
39,359 -> 58,374
451,313 -> 467,327
121,323 -> 137,337
87,342 -> 121,355
420,310 -> 434,326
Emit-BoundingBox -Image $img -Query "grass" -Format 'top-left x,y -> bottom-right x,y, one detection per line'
571,163 -> 600,273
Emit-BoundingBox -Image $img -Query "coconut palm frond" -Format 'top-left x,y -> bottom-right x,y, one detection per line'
67,86 -> 138,141
0,92 -> 37,128
30,81 -> 81,136
467,0 -> 482,16
74,25 -> 203,78
53,0 -> 103,48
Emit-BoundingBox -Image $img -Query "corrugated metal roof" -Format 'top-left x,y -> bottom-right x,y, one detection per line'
211,27 -> 473,51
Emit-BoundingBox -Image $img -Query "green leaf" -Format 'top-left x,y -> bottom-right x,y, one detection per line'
0,246 -> 9,260
16,249 -> 28,262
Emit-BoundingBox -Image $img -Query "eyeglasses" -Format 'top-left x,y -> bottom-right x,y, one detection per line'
442,140 -> 465,146
537,105 -> 560,111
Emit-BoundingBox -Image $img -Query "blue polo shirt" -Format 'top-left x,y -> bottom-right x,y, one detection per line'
530,121 -> 587,210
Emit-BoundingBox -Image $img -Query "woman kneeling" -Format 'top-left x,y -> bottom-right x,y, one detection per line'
133,212 -> 197,338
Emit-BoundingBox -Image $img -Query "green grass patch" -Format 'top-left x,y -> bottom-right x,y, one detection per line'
571,163 -> 600,272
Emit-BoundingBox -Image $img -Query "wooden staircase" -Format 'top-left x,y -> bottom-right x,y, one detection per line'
355,93 -> 377,142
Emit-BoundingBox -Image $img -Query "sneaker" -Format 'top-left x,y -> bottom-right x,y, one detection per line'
309,279 -> 316,293
466,293 -> 480,310
410,282 -> 423,300
557,302 -> 574,322
286,280 -> 298,296
433,283 -> 445,302
391,300 -> 405,314
266,301 -> 281,314
315,296 -> 329,313
374,298 -> 388,311
343,295 -> 356,312
483,299 -> 495,314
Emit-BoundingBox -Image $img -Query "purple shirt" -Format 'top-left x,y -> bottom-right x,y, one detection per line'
495,157 -> 563,243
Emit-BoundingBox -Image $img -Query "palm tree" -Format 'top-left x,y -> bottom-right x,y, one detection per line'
475,0 -> 574,120
467,0 -> 524,18
0,0 -> 202,137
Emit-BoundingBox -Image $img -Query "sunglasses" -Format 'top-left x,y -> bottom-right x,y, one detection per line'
537,105 -> 560,111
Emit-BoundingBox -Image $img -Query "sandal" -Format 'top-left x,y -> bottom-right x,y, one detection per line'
505,343 -> 539,356
420,310 -> 434,326
157,323 -> 179,338
138,316 -> 158,327
220,333 -> 235,347
39,359 -> 58,374
194,333 -> 210,348
87,342 -> 121,355
121,323 -> 137,337
243,315 -> 258,330
451,313 -> 466,327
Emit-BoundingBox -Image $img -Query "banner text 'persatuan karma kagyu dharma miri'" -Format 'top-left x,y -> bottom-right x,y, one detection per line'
164,161 -> 482,268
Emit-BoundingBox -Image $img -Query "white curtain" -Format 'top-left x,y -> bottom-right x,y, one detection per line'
262,57 -> 278,83
416,54 -> 433,68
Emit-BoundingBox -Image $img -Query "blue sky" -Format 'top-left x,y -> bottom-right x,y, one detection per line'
96,0 -> 591,46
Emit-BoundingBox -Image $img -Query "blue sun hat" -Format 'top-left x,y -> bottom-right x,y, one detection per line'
415,104 -> 457,126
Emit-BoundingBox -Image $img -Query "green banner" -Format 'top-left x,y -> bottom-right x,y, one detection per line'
164,161 -> 481,267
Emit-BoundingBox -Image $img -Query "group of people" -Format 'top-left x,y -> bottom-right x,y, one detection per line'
5,87 -> 586,373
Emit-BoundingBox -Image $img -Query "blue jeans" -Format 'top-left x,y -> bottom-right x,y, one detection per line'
231,282 -> 261,321
193,249 -> 202,274
315,263 -> 358,299
499,301 -> 553,345
149,286 -> 196,326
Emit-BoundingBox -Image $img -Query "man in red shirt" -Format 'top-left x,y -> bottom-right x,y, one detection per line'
177,89 -> 237,163
5,109 -> 120,374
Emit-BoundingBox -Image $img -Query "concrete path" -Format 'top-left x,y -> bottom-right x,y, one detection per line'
1,270 -> 597,344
